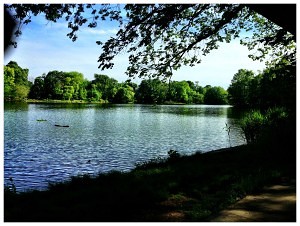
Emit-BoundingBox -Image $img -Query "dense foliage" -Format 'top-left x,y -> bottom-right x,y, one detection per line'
4,61 -> 32,101
4,61 -> 229,105
5,58 -> 295,108
135,79 -> 227,105
4,4 -> 295,107
5,57 -> 295,109
228,59 -> 296,110
227,59 -> 296,157
5,4 -> 295,80
28,71 -> 136,103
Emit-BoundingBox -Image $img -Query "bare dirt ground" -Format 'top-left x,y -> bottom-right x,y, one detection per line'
209,178 -> 296,222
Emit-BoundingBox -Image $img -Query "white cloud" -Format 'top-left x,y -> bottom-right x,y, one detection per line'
83,28 -> 119,35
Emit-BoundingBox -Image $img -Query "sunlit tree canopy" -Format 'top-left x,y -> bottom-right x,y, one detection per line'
5,4 -> 296,80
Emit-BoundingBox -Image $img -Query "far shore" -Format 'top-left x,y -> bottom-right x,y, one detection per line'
25,99 -> 109,104
22,99 -> 224,106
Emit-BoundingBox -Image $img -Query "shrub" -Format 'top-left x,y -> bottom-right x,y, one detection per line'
265,107 -> 288,127
263,107 -> 293,151
240,110 -> 265,144
240,107 -> 293,154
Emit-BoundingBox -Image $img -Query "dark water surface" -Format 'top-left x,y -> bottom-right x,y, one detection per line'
4,103 -> 245,191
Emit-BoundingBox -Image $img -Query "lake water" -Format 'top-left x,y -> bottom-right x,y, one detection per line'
4,103 -> 245,192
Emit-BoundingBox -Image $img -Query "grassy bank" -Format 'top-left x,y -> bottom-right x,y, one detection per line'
4,144 -> 295,222
26,99 -> 108,104
25,99 -> 195,105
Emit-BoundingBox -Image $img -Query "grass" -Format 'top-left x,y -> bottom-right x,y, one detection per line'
4,144 -> 295,222
26,99 -> 108,104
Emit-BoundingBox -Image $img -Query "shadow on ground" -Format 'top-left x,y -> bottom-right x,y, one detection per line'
209,178 -> 296,222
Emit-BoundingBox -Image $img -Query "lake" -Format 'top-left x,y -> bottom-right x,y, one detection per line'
4,103 -> 246,192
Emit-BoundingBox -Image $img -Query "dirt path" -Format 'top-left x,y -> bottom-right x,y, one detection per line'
209,179 -> 296,222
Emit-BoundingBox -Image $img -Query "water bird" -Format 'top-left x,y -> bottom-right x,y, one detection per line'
87,160 -> 91,164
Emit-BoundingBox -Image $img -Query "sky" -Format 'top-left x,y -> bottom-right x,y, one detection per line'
3,3 -> 269,89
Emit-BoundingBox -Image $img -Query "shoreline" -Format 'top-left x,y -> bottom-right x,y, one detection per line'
6,145 -> 246,193
25,99 -> 186,105
18,99 -> 230,106
5,144 -> 295,221
25,99 -> 108,104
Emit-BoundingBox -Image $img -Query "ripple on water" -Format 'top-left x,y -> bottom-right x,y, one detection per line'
4,104 -> 245,191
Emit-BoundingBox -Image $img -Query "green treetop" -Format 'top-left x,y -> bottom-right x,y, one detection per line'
5,4 -> 295,80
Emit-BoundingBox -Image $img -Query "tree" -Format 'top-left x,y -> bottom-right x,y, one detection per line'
14,84 -> 30,101
43,71 -> 65,99
113,84 -> 135,104
28,71 -> 89,101
169,81 -> 191,103
63,85 -> 75,101
28,76 -> 45,99
4,62 -> 31,101
101,4 -> 252,80
87,83 -> 102,101
64,71 -> 86,99
242,4 -> 296,66
4,66 -> 15,100
6,61 -> 30,86
247,74 -> 262,108
5,4 -> 295,80
227,69 -> 255,107
78,79 -> 89,100
227,58 -> 296,110
191,92 -> 204,104
259,59 -> 296,110
204,86 -> 228,105
92,74 -> 119,102
135,79 -> 168,104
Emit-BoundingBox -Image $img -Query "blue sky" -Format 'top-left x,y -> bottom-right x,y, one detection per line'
4,4 -> 268,89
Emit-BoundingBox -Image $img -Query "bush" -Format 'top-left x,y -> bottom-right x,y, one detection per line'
240,110 -> 265,144
265,107 -> 288,127
263,107 -> 294,151
240,107 -> 293,153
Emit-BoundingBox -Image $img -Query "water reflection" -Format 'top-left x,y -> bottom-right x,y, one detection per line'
144,104 -> 232,117
4,102 -> 29,111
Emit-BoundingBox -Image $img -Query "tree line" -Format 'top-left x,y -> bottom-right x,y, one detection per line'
230,58 -> 295,155
228,59 -> 295,111
4,59 -> 295,109
4,61 -> 229,105
3,4 -> 295,111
